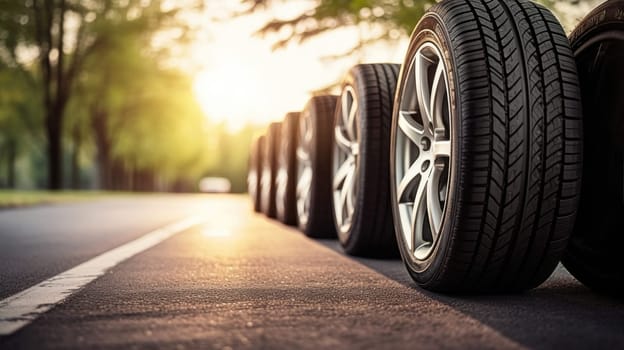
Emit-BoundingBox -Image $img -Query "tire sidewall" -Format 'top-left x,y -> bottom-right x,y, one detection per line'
277,114 -> 298,223
263,124 -> 279,217
251,137 -> 263,211
286,114 -> 300,224
569,0 -> 624,52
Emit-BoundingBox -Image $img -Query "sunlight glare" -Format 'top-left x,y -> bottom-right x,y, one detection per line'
190,1 -> 408,132
193,59 -> 262,131
201,227 -> 233,238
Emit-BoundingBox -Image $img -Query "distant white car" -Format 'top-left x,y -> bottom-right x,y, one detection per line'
199,177 -> 231,193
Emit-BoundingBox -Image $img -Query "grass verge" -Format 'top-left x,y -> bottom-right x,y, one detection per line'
0,190 -> 137,209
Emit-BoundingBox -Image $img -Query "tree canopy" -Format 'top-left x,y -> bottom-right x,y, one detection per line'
243,0 -> 586,53
0,0 -> 257,192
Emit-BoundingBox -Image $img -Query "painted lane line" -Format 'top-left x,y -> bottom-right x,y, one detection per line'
0,216 -> 202,336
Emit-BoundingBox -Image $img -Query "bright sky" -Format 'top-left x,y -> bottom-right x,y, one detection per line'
189,1 -> 408,131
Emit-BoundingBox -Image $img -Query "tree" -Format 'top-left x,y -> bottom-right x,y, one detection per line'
242,0 -> 587,53
69,18 -> 210,191
0,65 -> 44,188
0,0 -> 200,189
0,0 -> 99,189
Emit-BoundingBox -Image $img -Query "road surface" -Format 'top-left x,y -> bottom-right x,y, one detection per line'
0,194 -> 623,349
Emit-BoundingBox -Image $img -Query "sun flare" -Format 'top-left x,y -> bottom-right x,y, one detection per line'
193,60 -> 264,131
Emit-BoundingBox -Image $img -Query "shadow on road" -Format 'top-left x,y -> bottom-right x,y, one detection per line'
315,238 -> 624,349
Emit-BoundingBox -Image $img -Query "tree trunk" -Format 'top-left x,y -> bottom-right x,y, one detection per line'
7,140 -> 16,189
133,170 -> 142,192
92,109 -> 111,190
110,160 -> 127,191
70,127 -> 81,189
34,0 -> 68,190
46,112 -> 62,190
133,169 -> 157,192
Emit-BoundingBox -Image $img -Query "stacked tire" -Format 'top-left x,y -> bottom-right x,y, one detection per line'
276,113 -> 301,225
247,135 -> 265,212
390,0 -> 581,292
248,96 -> 340,235
260,122 -> 281,218
331,64 -> 400,257
246,0 -> 624,295
562,0 -> 624,295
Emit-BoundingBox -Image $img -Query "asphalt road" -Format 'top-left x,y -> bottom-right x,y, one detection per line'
0,194 -> 623,349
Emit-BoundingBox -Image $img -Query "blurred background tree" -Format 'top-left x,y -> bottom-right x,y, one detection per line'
243,0 -> 591,54
0,0 -> 594,194
0,0 -> 260,193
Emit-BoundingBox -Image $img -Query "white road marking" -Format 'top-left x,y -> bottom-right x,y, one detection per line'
0,216 -> 202,336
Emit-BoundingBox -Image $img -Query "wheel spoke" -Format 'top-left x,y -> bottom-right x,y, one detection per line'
276,169 -> 286,193
301,117 -> 312,145
334,127 -> 351,153
296,147 -> 309,163
346,98 -> 358,140
433,140 -> 451,157
399,111 -> 427,145
341,90 -> 351,128
415,53 -> 433,129
403,138 -> 412,173
297,167 -> 312,195
397,162 -> 420,203
334,180 -> 347,224
340,170 -> 355,217
410,180 -> 428,252
333,157 -> 354,190
429,61 -> 446,131
426,166 -> 443,237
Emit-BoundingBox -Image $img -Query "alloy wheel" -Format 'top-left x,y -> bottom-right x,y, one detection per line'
395,42 -> 452,261
332,86 -> 360,236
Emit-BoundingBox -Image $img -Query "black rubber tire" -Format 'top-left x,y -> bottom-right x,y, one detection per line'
390,0 -> 582,292
562,0 -> 624,295
248,135 -> 265,212
297,95 -> 339,238
332,64 -> 400,258
260,122 -> 281,218
276,112 -> 301,225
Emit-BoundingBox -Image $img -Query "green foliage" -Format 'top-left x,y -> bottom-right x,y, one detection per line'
246,0 -> 591,50
254,0 -> 432,50
0,189 -> 140,208
0,0 -> 228,191
203,124 -> 263,193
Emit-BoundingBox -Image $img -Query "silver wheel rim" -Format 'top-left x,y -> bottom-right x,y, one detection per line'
395,42 -> 452,261
332,86 -> 359,235
260,152 -> 271,207
296,113 -> 313,226
275,134 -> 288,216
248,170 -> 257,201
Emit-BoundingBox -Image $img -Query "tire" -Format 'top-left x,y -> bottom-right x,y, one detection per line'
562,0 -> 624,295
296,95 -> 339,238
276,112 -> 301,225
248,135 -> 265,212
390,0 -> 582,292
260,122 -> 281,218
332,64 -> 400,257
